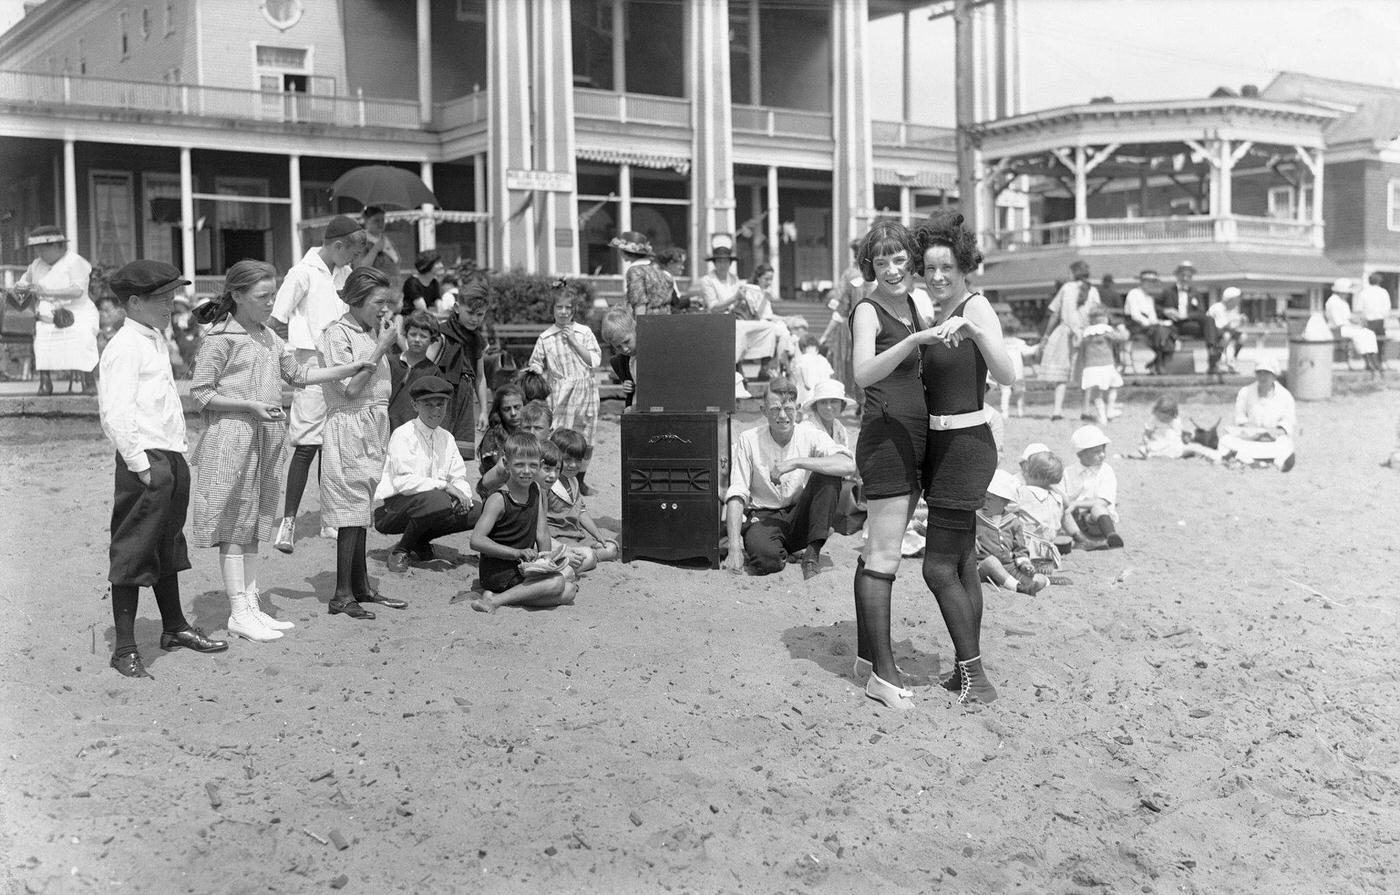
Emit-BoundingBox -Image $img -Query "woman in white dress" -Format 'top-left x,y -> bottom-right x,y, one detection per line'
16,226 -> 99,395
1219,356 -> 1297,471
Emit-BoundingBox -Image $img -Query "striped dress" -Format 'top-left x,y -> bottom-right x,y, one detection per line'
318,316 -> 391,528
527,322 -> 600,444
190,319 -> 310,547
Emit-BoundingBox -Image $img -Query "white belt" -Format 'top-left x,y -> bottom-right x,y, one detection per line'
928,409 -> 987,431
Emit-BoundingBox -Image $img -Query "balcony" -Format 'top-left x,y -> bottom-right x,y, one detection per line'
573,88 -> 690,127
983,215 -> 1321,253
871,120 -> 955,149
432,90 -> 487,131
0,69 -> 422,129
731,104 -> 832,139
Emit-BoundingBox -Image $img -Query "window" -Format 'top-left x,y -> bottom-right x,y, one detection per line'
256,45 -> 308,68
455,0 -> 485,23
77,38 -> 86,74
141,7 -> 150,38
90,171 -> 136,268
163,67 -> 180,83
1267,185 -> 1294,219
571,0 -> 615,90
119,11 -> 129,58
1390,180 -> 1400,231
576,161 -> 689,274
164,0 -> 175,36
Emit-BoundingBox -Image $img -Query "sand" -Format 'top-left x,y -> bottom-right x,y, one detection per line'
1,387 -> 1398,893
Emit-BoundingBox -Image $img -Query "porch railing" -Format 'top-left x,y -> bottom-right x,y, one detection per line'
984,215 -> 1317,251
0,69 -> 422,129
573,88 -> 690,127
432,90 -> 488,130
732,104 -> 832,139
871,120 -> 956,149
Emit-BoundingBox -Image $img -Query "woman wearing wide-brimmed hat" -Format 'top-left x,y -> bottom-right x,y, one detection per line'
16,225 -> 100,395
612,230 -> 672,316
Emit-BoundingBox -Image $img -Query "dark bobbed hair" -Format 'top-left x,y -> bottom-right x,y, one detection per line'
538,439 -> 563,467
403,309 -> 439,337
488,383 -> 526,430
414,250 -> 441,274
856,221 -> 919,281
362,205 -> 386,220
656,247 -> 687,267
340,267 -> 392,308
913,211 -> 983,274
549,426 -> 589,461
514,368 -> 550,403
194,259 -> 278,325
750,263 -> 774,284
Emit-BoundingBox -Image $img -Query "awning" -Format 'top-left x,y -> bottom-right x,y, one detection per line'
297,209 -> 489,231
576,147 -> 691,174
873,167 -> 957,190
979,247 -> 1344,295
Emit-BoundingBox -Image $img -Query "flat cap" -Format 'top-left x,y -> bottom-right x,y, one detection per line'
109,260 -> 190,299
323,215 -> 365,241
409,375 -> 453,399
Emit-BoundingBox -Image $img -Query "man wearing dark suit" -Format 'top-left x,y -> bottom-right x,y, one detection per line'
1158,260 -> 1208,340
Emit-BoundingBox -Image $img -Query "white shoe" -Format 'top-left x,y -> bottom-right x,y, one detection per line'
320,525 -> 338,540
866,672 -> 914,710
249,587 -> 294,631
273,517 -> 295,554
227,590 -> 282,642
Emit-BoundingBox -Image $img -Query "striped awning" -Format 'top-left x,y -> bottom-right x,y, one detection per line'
873,167 -> 958,190
297,209 -> 489,231
576,147 -> 691,174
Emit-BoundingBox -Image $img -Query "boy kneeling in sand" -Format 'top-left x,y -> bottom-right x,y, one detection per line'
468,433 -> 577,612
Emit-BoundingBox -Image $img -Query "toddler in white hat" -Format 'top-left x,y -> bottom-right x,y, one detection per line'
1062,425 -> 1124,550
975,469 -> 1050,595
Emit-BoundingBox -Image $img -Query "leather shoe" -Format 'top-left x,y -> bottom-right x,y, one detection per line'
386,549 -> 411,573
110,651 -> 153,679
159,626 -> 228,653
328,597 -> 375,619
800,545 -> 820,581
358,591 -> 407,610
411,545 -> 435,562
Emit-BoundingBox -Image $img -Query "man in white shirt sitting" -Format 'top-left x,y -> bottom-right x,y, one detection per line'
374,376 -> 480,572
724,378 -> 856,580
1123,269 -> 1175,374
1356,273 -> 1392,356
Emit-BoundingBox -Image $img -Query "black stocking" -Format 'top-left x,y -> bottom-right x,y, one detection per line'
283,444 -> 320,518
351,527 -> 370,596
855,559 -> 898,681
112,585 -> 139,655
335,527 -> 357,600
152,574 -> 189,634
853,557 -> 869,662
922,524 -> 982,662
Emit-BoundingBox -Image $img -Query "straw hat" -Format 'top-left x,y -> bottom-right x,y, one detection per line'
1070,425 -> 1111,452
1330,277 -> 1353,294
26,225 -> 67,247
802,378 -> 856,412
609,231 -> 653,256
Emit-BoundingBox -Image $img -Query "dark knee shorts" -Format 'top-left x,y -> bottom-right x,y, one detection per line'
109,450 -> 192,586
479,557 -> 524,593
855,413 -> 925,500
923,424 -> 997,529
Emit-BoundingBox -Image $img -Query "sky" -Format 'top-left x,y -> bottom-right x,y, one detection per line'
2,0 -> 1397,125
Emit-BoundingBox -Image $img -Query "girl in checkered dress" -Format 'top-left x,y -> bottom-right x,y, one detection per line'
190,261 -> 373,643
527,280 -> 601,492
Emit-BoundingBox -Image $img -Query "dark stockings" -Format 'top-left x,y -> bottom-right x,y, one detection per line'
854,558 -> 898,681
111,574 -> 189,656
283,444 -> 320,518
335,527 -> 370,599
921,524 -> 983,662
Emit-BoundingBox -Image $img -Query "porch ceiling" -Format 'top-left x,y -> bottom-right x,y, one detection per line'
980,246 -> 1344,293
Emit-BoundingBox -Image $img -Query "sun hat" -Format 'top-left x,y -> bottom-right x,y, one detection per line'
1175,260 -> 1195,273
1330,277 -> 1353,294
26,225 -> 68,247
801,378 -> 856,412
1221,286 -> 1242,302
1020,442 -> 1051,462
1255,356 -> 1282,376
1138,269 -> 1159,281
609,230 -> 653,256
987,469 -> 1019,501
1070,424 -> 1111,452
706,245 -> 736,262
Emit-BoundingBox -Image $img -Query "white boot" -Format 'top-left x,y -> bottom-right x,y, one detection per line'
249,587 -> 295,631
228,590 -> 282,642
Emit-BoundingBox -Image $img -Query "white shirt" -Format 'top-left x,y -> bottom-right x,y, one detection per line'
98,319 -> 188,473
19,250 -> 91,303
1355,284 -> 1391,322
1324,293 -> 1356,329
700,271 -> 742,312
725,422 -> 851,510
1206,301 -> 1243,331
1235,383 -> 1296,436
375,418 -> 473,502
1063,461 -> 1119,521
271,249 -> 350,351
1123,287 -> 1159,327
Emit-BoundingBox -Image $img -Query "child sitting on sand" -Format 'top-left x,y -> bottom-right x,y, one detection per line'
542,428 -> 619,573
1063,425 -> 1123,550
1129,396 -> 1221,462
1015,448 -> 1073,566
478,399 -> 553,498
468,433 -> 577,613
976,470 -> 1049,595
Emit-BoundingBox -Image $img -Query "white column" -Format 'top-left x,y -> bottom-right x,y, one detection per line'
766,165 -> 779,292
416,0 -> 432,126
612,0 -> 625,92
418,160 -> 436,251
687,0 -> 735,271
1310,148 -> 1325,248
487,0 -> 533,269
1072,145 -> 1088,246
532,0 -> 578,274
473,152 -> 486,267
830,0 -> 874,278
179,146 -> 195,297
899,184 -> 912,228
288,153 -> 302,259
62,138 -> 78,250
618,162 -> 632,236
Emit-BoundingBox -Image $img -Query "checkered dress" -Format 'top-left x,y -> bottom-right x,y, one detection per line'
189,321 -> 308,548
527,322 -> 600,445
318,317 -> 391,528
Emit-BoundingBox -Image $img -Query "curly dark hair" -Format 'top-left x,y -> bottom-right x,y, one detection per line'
913,211 -> 983,274
856,221 -> 919,281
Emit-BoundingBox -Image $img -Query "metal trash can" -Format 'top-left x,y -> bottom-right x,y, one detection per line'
1288,337 -> 1334,401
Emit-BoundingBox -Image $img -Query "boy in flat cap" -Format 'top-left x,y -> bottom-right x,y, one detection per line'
98,260 -> 227,678
373,374 -> 481,572
270,215 -> 367,554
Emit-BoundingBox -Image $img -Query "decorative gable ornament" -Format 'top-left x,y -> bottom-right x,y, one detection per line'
261,0 -> 304,32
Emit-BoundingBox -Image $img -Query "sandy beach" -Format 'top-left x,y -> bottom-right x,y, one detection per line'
1,385 -> 1398,893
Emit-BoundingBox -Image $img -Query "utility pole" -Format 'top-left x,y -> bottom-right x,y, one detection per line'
953,0 -> 978,235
